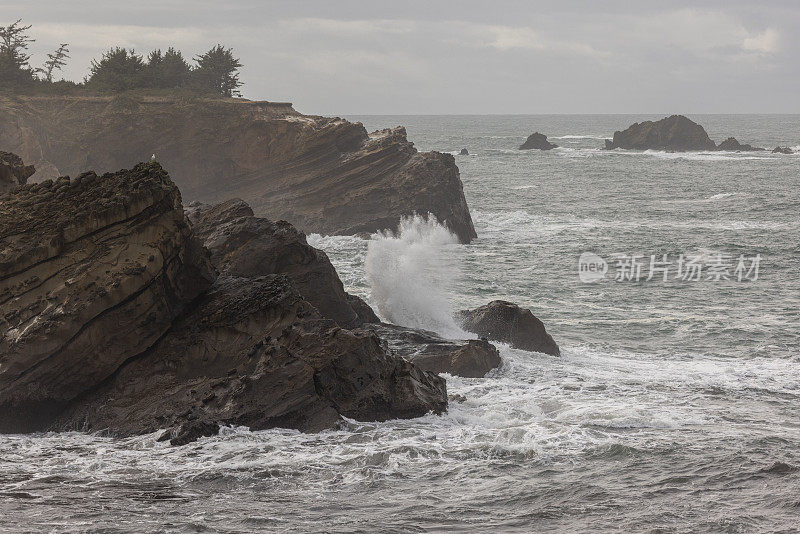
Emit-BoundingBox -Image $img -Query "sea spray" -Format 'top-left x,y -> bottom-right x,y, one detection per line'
365,214 -> 466,338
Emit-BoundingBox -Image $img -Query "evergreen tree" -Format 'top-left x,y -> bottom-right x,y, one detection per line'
160,47 -> 191,88
87,47 -> 145,92
39,43 -> 70,82
193,45 -> 242,97
0,19 -> 35,88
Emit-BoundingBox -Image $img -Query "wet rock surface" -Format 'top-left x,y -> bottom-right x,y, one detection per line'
366,323 -> 503,378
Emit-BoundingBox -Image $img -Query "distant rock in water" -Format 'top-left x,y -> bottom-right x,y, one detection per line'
0,160 -> 447,441
519,132 -> 558,150
459,148 -> 469,155
0,151 -> 35,193
0,96 -> 476,243
456,300 -> 560,356
773,146 -> 794,154
717,137 -> 764,152
605,115 -> 716,151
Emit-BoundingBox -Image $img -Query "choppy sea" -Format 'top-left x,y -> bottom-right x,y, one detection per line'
2,115 -> 798,532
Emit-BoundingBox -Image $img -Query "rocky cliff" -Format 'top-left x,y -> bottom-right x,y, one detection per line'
0,151 -> 35,193
0,95 -> 476,243
0,158 -> 447,439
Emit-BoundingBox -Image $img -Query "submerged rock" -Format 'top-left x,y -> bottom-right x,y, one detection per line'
187,199 -> 379,328
0,97 -> 477,243
0,160 -> 447,441
717,137 -> 764,152
773,146 -> 794,154
519,132 -> 558,150
456,300 -> 560,356
605,115 -> 716,151
0,151 -> 35,193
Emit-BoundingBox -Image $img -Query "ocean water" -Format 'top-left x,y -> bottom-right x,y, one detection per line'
2,115 -> 799,532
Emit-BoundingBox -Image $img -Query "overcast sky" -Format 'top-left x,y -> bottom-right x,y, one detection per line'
5,1 -> 799,114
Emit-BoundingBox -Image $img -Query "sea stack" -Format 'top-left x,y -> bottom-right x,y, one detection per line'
605,115 -> 716,151
459,148 -> 469,155
519,132 -> 558,150
773,146 -> 794,154
455,300 -> 560,356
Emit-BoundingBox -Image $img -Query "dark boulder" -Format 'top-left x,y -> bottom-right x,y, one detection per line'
456,300 -> 560,356
188,199 -> 380,328
459,148 -> 469,155
717,137 -> 764,152
605,115 -> 716,151
0,151 -> 36,193
520,132 -> 558,150
773,146 -> 794,154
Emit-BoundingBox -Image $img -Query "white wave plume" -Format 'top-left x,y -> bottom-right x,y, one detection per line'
365,214 -> 464,337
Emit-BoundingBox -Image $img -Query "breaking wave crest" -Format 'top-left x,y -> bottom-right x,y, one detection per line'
365,214 -> 465,338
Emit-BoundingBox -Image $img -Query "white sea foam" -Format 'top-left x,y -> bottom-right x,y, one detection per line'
364,214 -> 467,338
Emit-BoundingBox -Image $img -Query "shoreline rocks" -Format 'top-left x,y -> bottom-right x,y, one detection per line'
456,300 -> 560,356
773,146 -> 794,154
520,132 -> 558,150
0,159 -> 448,441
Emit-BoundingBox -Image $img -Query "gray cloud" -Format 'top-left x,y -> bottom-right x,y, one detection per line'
5,1 -> 799,113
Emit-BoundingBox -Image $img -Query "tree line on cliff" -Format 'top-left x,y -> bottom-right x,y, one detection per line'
0,19 -> 243,97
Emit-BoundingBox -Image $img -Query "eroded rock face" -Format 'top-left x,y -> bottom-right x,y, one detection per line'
187,199 -> 379,328
605,115 -> 716,151
0,97 -> 477,243
0,151 -> 35,192
0,162 -> 215,432
366,323 -> 502,378
456,300 -> 560,356
55,275 -> 448,439
519,132 -> 558,150
717,137 -> 764,152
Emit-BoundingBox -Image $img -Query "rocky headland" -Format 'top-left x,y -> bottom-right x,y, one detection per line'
0,158 -> 449,442
0,95 -> 476,243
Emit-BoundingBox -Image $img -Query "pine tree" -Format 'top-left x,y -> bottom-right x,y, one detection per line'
193,45 -> 243,97
39,43 -> 70,82
0,19 -> 35,88
87,47 -> 145,92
